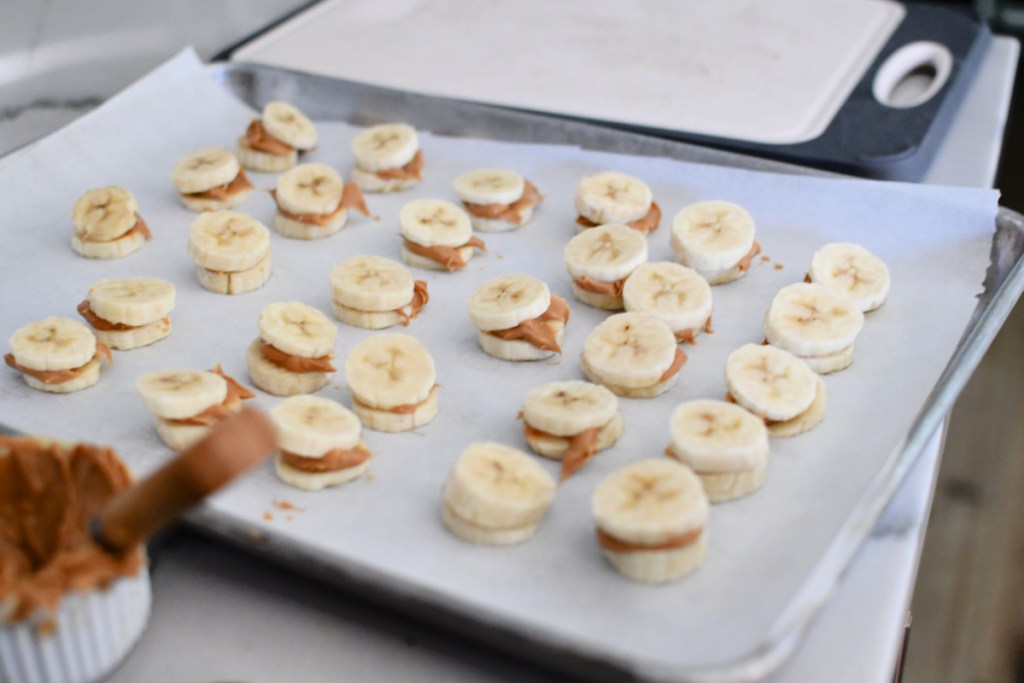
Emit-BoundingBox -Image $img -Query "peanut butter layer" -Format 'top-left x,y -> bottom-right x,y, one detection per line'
77,300 -> 135,331
259,340 -> 336,373
167,365 -> 255,426
0,438 -> 143,624
5,344 -> 112,384
395,280 -> 429,326
354,385 -> 437,414
271,183 -> 373,226
184,169 -> 254,200
576,201 -> 662,234
674,316 -> 714,345
737,241 -> 762,272
522,421 -> 601,483
281,444 -> 372,473
803,273 -> 812,284
572,275 -> 628,297
463,179 -> 543,224
375,149 -> 424,180
486,295 -> 570,353
243,119 -> 294,157
402,235 -> 487,271
596,525 -> 703,553
657,347 -> 687,384
78,216 -> 151,244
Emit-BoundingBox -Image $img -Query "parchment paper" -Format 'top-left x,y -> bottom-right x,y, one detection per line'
0,50 -> 999,677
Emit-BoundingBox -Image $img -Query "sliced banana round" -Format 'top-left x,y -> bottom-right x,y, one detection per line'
467,274 -> 550,331
582,312 -> 678,389
668,400 -> 768,473
88,277 -> 175,326
522,380 -> 618,437
331,255 -> 414,312
808,243 -> 891,312
270,395 -> 360,456
671,201 -> 755,271
564,224 -> 648,281
187,211 -> 270,273
344,333 -> 436,409
442,441 -> 556,545
262,101 -> 317,151
351,123 -> 419,172
136,369 -> 227,420
258,302 -> 336,358
71,186 -> 139,242
172,147 -> 241,194
452,168 -> 524,205
8,317 -> 96,372
724,344 -> 817,422
764,282 -> 864,357
275,163 -> 343,216
622,262 -> 712,334
575,171 -> 652,224
399,199 -> 472,247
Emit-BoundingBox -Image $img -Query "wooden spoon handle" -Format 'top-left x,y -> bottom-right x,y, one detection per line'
95,406 -> 277,553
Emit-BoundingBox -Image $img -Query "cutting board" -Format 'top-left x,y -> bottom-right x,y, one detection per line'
230,0 -> 989,179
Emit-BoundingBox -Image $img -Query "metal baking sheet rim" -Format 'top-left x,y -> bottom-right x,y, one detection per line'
132,61 -> 1024,683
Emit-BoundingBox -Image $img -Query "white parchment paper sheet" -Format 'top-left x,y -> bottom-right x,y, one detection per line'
0,51 -> 998,676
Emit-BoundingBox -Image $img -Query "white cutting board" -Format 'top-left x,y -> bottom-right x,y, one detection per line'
233,0 -> 905,145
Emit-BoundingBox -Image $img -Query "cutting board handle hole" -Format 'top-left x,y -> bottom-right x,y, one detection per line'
873,42 -> 953,109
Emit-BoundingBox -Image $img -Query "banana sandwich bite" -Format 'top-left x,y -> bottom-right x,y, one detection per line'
272,163 -> 372,240
725,344 -> 826,437
468,274 -> 569,361
136,366 -> 254,451
330,256 -> 429,329
399,199 -> 485,271
247,302 -> 336,396
671,200 -> 760,285
5,317 -> 111,393
581,312 -> 685,398
564,223 -> 648,311
188,211 -> 272,295
71,186 -> 151,259
666,400 -> 769,502
521,380 -> 623,482
807,242 -> 891,312
344,333 -> 438,432
764,282 -> 864,374
591,459 -> 709,583
172,147 -> 253,212
77,278 -> 175,350
350,123 -> 423,193
623,262 -> 713,344
575,171 -> 661,234
271,396 -> 372,491
237,101 -> 317,173
452,168 -> 543,232
441,442 -> 556,545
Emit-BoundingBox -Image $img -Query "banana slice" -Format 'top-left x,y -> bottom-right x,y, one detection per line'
187,211 -> 271,273
8,317 -> 97,372
442,441 -> 556,545
275,163 -> 344,216
262,101 -> 317,151
622,262 -> 712,341
172,148 -> 241,195
399,199 -> 473,247
808,243 -> 891,312
344,333 -> 437,431
591,459 -> 709,583
666,400 -> 769,502
575,171 -> 653,224
352,123 -> 419,173
71,187 -> 139,242
136,370 -> 227,420
258,302 -> 336,358
331,255 -> 415,312
581,312 -> 681,397
671,201 -> 758,284
452,168 -> 525,206
467,274 -> 550,331
270,395 -> 360,456
724,344 -> 817,422
87,278 -> 175,327
764,282 -> 864,371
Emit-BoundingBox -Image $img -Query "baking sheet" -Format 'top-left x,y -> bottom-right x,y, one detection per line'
0,50 -> 1000,680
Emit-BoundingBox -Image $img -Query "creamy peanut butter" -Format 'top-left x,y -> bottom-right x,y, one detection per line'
402,235 -> 486,271
271,183 -> 373,226
375,149 -> 424,180
522,421 -> 601,482
78,216 -> 151,244
354,385 -> 437,414
0,438 -> 144,624
596,525 -> 702,553
168,365 -> 254,426
462,180 -> 543,224
572,275 -> 628,297
657,347 -> 687,384
184,169 -> 254,201
674,316 -> 713,345
259,340 -> 336,373
77,300 -> 135,331
395,280 -> 429,326
4,344 -> 112,384
737,242 -> 762,272
576,201 -> 662,234
243,119 -> 294,156
486,295 -> 570,352
281,444 -> 372,473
